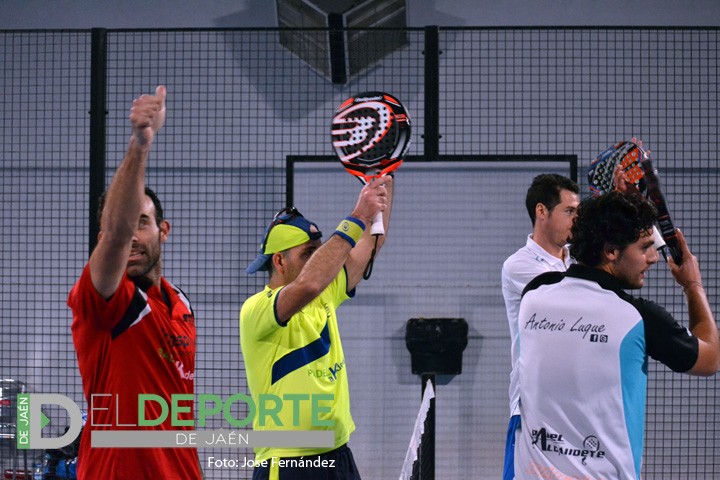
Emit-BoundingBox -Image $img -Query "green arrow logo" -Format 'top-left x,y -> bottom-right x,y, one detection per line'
40,412 -> 50,429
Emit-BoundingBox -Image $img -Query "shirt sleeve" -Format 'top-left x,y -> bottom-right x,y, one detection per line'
634,297 -> 699,373
502,254 -> 554,299
67,264 -> 137,331
324,267 -> 353,305
502,258 -> 532,332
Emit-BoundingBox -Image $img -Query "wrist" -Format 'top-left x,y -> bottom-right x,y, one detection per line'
129,132 -> 152,152
348,210 -> 371,227
682,281 -> 704,294
332,216 -> 366,247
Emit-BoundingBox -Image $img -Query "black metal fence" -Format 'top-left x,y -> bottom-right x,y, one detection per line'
1,26 -> 718,479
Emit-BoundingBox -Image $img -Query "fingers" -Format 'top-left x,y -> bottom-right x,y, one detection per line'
675,228 -> 692,256
155,85 -> 167,104
129,85 -> 167,139
667,230 -> 687,270
668,228 -> 701,284
613,164 -> 629,193
368,174 -> 392,190
631,136 -> 651,158
368,177 -> 390,209
365,177 -> 388,205
152,85 -> 167,132
352,176 -> 389,224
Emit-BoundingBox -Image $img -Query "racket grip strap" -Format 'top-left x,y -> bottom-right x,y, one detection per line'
333,216 -> 366,247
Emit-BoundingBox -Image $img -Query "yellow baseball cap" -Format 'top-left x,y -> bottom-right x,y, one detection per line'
246,207 -> 322,274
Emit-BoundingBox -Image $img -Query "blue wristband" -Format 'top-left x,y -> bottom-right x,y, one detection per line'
332,216 -> 366,247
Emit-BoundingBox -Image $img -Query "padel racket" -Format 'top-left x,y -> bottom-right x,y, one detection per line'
588,140 -> 646,197
639,153 -> 683,265
588,140 -> 681,263
331,91 -> 412,236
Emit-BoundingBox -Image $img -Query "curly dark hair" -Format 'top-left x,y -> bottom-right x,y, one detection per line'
525,174 -> 580,226
570,191 -> 657,267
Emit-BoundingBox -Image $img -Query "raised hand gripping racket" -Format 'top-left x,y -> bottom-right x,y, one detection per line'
331,91 -> 412,236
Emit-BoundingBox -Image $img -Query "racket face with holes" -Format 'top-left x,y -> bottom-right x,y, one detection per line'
588,141 -> 646,196
331,92 -> 411,182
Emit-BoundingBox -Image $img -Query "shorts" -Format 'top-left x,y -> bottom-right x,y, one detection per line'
503,414 -> 521,480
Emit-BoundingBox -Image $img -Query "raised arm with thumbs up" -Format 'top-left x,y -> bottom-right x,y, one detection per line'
89,85 -> 170,297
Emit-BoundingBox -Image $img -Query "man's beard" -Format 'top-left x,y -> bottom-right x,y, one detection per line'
129,248 -> 161,290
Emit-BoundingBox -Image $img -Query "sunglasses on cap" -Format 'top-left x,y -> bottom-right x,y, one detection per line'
270,206 -> 301,227
259,206 -> 304,253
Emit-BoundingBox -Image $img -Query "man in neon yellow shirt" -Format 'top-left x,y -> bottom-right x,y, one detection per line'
241,177 -> 393,480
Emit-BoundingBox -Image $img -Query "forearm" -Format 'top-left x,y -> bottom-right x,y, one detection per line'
88,135 -> 151,298
684,283 -> 720,375
297,235 -> 353,291
275,235 -> 353,323
101,136 -> 150,241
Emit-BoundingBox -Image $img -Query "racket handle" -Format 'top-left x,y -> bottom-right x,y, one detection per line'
370,211 -> 385,236
659,222 -> 683,265
651,225 -> 666,251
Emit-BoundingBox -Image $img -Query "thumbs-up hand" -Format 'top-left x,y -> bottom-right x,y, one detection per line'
130,85 -> 167,146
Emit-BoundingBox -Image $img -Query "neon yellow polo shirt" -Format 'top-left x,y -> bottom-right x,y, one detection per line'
239,268 -> 355,462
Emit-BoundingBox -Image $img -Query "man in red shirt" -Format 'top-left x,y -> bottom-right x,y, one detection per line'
68,86 -> 202,479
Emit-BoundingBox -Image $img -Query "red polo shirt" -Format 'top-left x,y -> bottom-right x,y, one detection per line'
68,264 -> 201,479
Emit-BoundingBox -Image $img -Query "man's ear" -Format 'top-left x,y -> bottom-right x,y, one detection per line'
603,243 -> 620,262
159,220 -> 171,242
271,252 -> 285,274
535,203 -> 549,223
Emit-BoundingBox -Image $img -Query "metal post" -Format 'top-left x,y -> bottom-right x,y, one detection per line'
89,28 -> 107,255
423,25 -> 440,161
328,13 -> 348,85
415,374 -> 435,480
